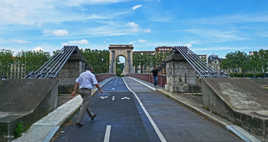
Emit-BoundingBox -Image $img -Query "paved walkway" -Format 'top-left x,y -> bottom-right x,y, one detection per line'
52,77 -> 243,142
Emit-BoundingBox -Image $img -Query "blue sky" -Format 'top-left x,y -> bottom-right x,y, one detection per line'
0,0 -> 268,57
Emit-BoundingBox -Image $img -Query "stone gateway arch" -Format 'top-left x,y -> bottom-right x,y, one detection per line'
109,44 -> 134,75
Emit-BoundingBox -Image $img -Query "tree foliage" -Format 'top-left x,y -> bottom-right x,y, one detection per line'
0,50 -> 50,78
133,52 -> 170,73
17,51 -> 50,73
81,49 -> 109,74
221,50 -> 268,73
0,49 -> 13,75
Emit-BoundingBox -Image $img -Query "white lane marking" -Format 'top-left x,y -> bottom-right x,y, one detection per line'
129,77 -> 156,91
121,97 -> 131,100
122,78 -> 167,142
112,96 -> 115,101
104,125 -> 112,142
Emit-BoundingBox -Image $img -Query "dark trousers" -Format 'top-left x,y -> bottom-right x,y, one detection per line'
153,76 -> 158,86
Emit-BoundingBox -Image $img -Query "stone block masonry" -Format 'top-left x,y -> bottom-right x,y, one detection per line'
0,79 -> 58,142
165,53 -> 200,93
57,49 -> 86,94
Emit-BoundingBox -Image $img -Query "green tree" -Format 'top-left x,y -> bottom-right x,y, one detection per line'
17,50 -> 50,73
81,49 -> 109,74
133,51 -> 171,73
221,51 -> 248,73
0,49 -> 13,77
221,49 -> 268,74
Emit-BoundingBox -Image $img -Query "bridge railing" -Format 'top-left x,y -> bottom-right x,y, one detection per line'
128,73 -> 166,87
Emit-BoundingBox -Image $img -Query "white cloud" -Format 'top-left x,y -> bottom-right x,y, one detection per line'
86,14 -> 108,20
136,41 -> 187,48
138,39 -> 147,43
33,47 -> 44,52
144,29 -> 151,33
82,21 -> 149,37
132,4 -> 142,11
65,0 -> 130,6
85,26 -> 129,36
150,16 -> 172,22
0,0 -> 131,25
52,29 -> 69,36
129,41 -> 136,44
258,32 -> 268,38
11,39 -> 30,44
127,22 -> 139,32
0,0 -> 56,25
189,13 -> 268,25
43,29 -> 69,36
63,39 -> 89,45
185,29 -> 248,42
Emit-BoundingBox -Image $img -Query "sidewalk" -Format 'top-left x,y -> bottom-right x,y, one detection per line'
126,77 -> 261,142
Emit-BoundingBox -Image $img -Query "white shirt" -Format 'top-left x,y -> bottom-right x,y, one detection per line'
75,70 -> 98,89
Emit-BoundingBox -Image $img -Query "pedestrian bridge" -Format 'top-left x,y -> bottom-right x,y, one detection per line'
1,45 -> 267,142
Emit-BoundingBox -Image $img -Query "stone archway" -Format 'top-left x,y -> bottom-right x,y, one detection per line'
109,44 -> 134,74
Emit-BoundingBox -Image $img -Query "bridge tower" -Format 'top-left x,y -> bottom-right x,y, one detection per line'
109,44 -> 134,75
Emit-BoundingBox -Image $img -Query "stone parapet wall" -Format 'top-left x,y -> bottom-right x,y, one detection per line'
58,54 -> 85,93
58,60 -> 84,79
0,79 -> 58,142
202,78 -> 268,139
128,73 -> 166,87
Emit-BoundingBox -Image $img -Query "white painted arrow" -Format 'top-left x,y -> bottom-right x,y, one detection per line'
121,97 -> 130,100
100,96 -> 109,99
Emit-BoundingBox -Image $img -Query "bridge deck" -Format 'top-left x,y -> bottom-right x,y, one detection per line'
53,77 -> 243,142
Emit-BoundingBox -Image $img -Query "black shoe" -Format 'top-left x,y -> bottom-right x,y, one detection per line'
75,123 -> 83,127
91,114 -> 96,120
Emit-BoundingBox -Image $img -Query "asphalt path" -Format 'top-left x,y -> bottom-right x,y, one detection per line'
53,77 -> 158,142
53,77 -> 243,142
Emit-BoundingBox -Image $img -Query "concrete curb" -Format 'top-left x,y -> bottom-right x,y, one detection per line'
12,96 -> 83,142
12,77 -> 115,142
127,77 -> 261,142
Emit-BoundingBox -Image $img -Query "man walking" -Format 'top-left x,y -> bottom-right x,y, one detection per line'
151,66 -> 159,87
71,65 -> 103,127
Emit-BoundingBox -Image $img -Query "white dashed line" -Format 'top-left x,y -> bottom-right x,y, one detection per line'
122,78 -> 167,142
104,125 -> 111,142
